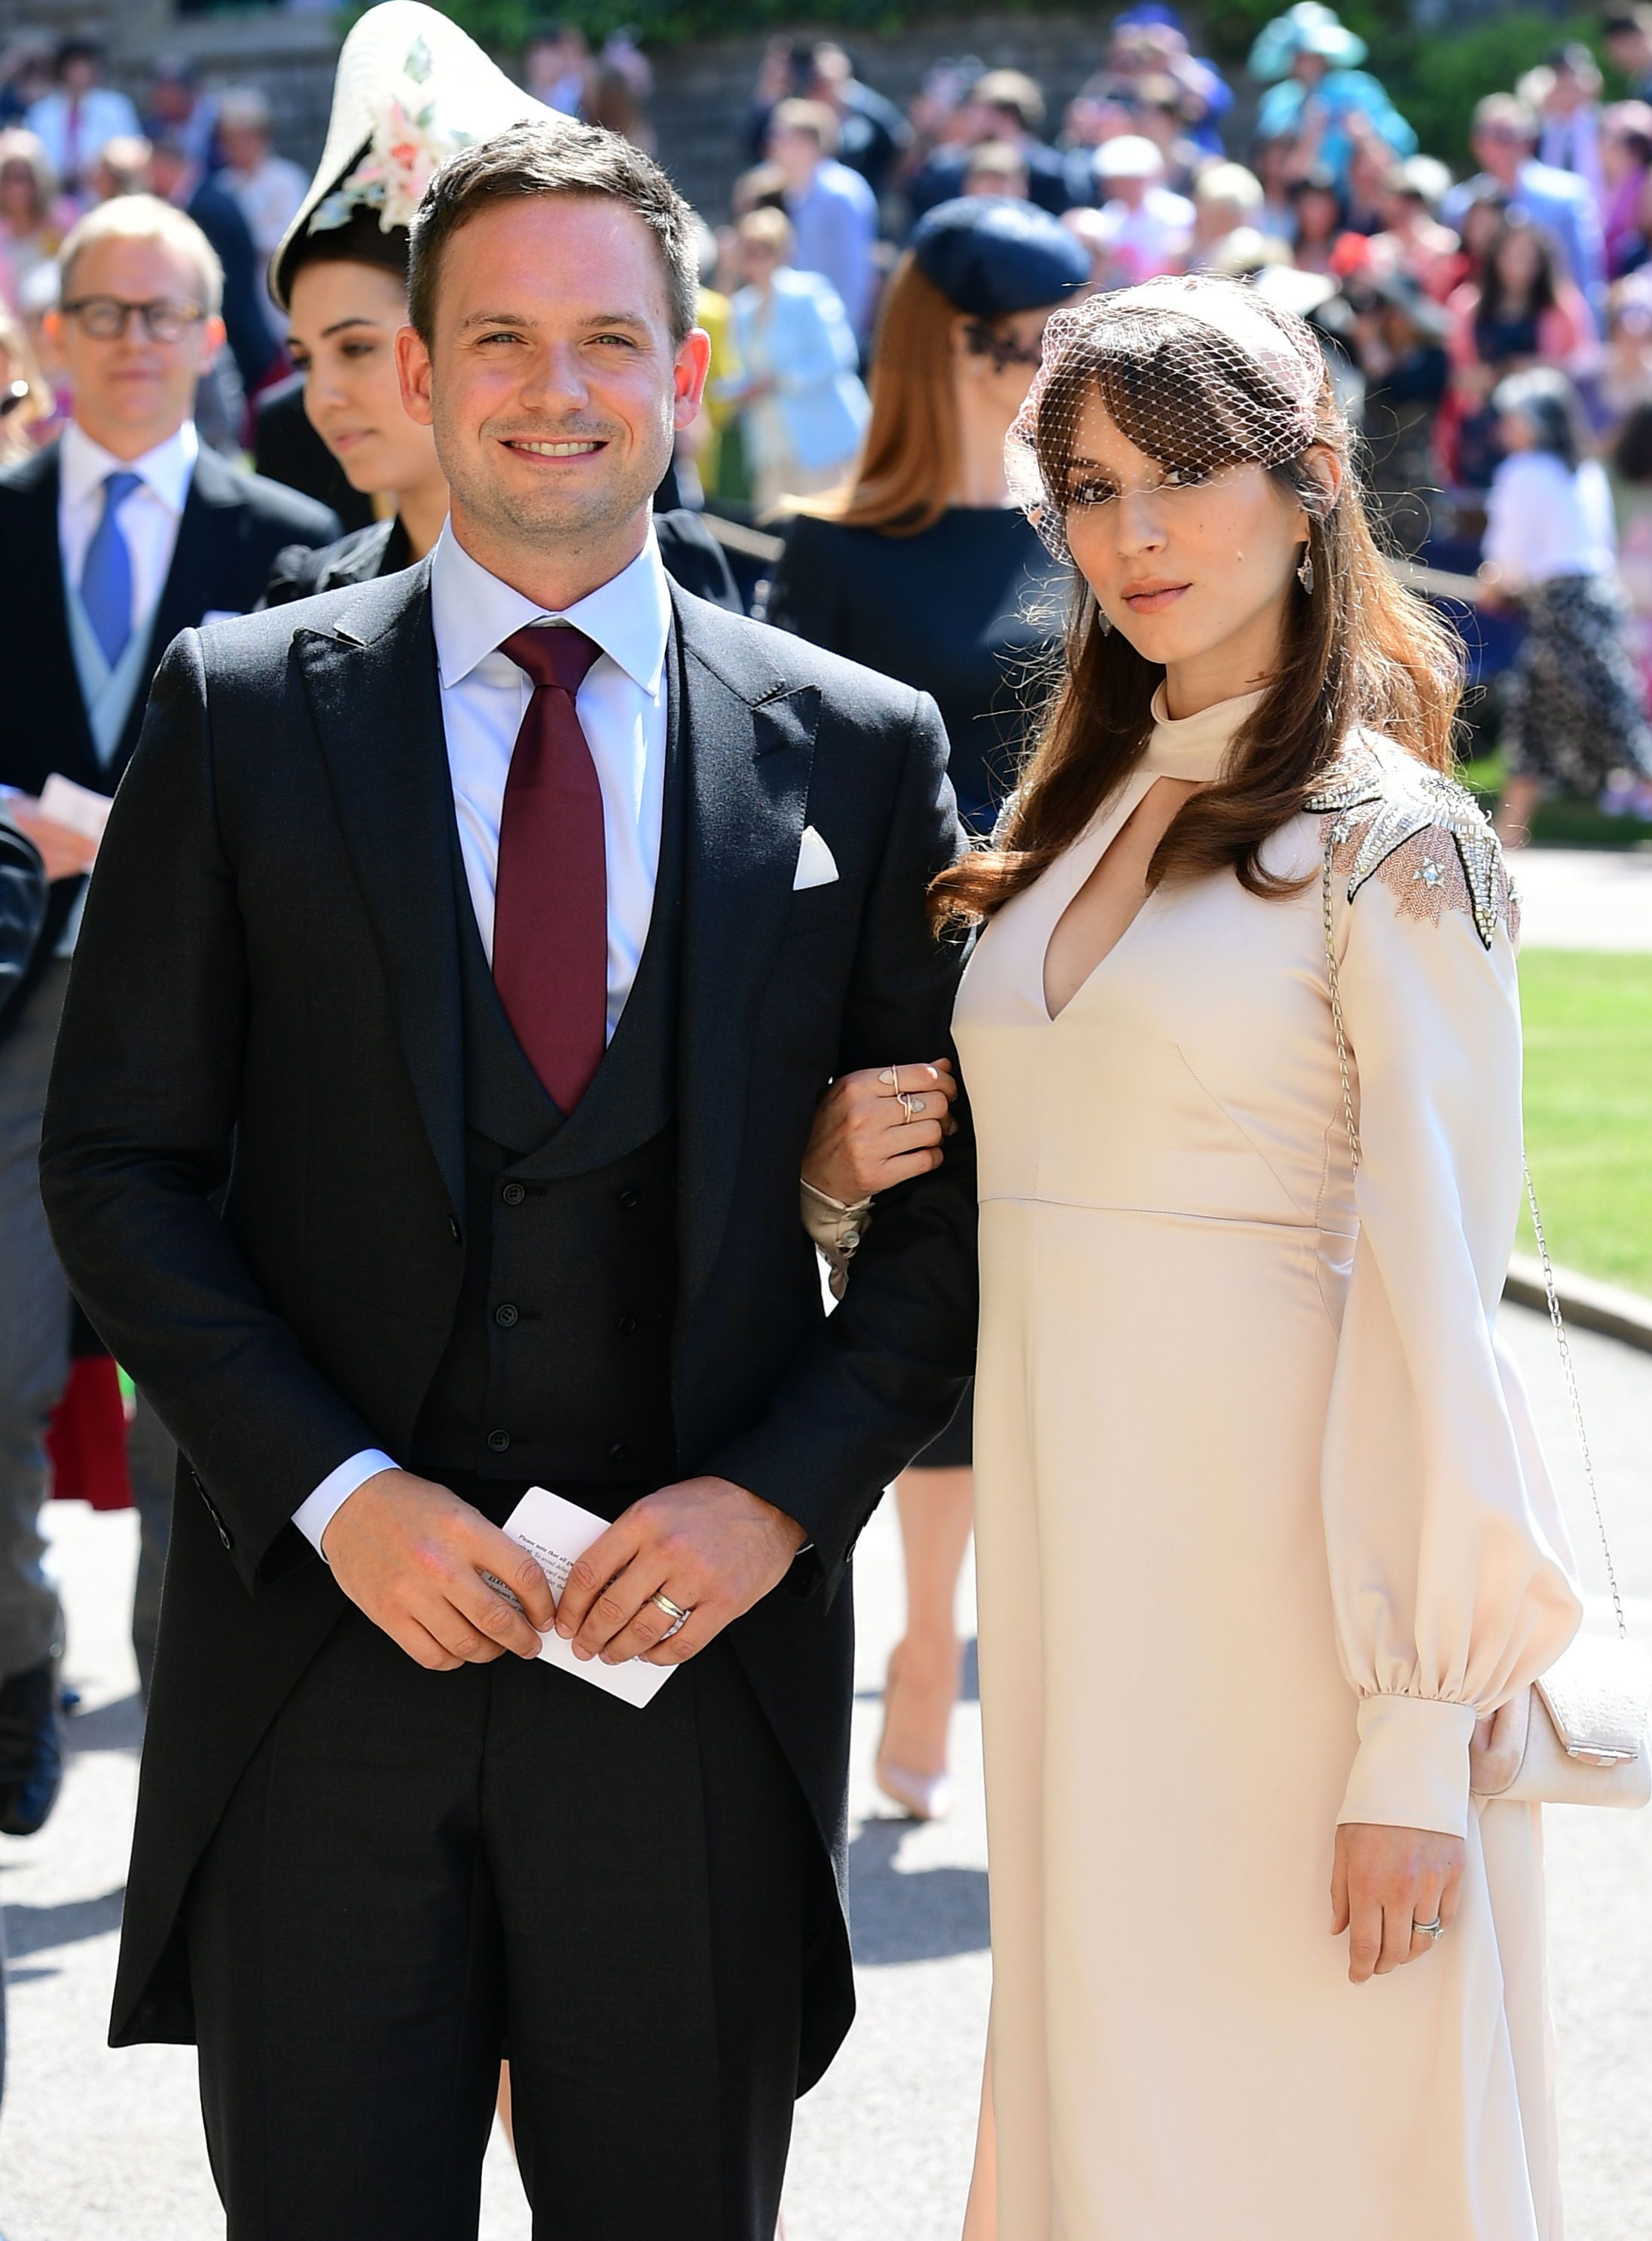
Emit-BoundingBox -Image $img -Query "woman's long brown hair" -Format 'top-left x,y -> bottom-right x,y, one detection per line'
792,250 -> 961,536
930,307 -> 1464,928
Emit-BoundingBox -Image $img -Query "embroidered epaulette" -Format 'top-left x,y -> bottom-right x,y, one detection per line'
1304,734 -> 1518,951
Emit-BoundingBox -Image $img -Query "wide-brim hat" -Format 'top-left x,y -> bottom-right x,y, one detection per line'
1248,4 -> 1368,82
911,196 -> 1092,319
1095,133 -> 1165,181
270,0 -> 563,310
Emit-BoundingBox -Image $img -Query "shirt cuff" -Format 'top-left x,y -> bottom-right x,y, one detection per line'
1336,1694 -> 1479,1841
292,1448 -> 397,1560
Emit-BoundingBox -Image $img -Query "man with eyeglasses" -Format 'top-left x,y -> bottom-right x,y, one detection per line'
0,194 -> 338,1837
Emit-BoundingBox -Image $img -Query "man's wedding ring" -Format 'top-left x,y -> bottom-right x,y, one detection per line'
649,1590 -> 692,1640
1412,1916 -> 1444,1943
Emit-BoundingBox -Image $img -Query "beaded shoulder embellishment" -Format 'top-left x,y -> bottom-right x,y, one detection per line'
1304,736 -> 1519,951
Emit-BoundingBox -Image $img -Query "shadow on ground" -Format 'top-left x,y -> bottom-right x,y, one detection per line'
64,1692 -> 145,1756
2,1885 -> 125,1958
847,1820 -> 988,1966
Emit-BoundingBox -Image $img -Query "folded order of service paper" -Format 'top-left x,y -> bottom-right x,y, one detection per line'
491,1485 -> 675,1708
39,773 -> 114,842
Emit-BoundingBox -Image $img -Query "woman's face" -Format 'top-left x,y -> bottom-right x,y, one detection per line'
1061,391 -> 1308,675
1498,406 -> 1536,453
1294,187 -> 1340,243
1494,228 -> 1542,294
286,258 -> 439,500
0,161 -> 38,225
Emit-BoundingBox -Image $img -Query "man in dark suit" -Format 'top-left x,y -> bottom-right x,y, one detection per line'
0,193 -> 337,1816
42,120 -> 973,2239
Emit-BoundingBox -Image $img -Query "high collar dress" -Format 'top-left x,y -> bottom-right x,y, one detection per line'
951,688 -> 1584,2240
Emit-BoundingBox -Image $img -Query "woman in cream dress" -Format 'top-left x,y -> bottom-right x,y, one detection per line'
805,277 -> 1583,2239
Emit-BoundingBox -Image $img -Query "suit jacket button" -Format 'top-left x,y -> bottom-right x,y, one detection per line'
502,1183 -> 527,1208
609,1441 -> 628,1461
615,1311 -> 639,1336
617,1188 -> 642,1210
495,1304 -> 519,1328
487,1429 -> 511,1454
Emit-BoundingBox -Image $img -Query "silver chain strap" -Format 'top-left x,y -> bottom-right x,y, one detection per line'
1320,838 -> 1626,1641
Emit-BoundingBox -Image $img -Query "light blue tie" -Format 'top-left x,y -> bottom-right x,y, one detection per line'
80,469 -> 143,671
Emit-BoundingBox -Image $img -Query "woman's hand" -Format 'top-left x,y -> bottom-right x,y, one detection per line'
802,1059 -> 958,1205
1332,1822 -> 1466,1985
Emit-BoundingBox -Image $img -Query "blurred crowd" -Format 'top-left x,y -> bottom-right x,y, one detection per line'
7,2 -> 1652,804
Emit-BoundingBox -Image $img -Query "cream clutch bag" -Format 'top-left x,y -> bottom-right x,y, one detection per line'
1321,836 -> 1650,1811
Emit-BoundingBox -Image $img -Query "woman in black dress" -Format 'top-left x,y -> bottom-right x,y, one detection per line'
774,197 -> 1088,1819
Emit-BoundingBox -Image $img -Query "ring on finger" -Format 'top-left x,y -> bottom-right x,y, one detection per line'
649,1589 -> 692,1641
1412,1915 -> 1445,1943
897,1090 -> 925,1121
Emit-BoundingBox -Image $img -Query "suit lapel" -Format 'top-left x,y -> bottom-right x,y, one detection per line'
299,563 -> 466,1223
671,585 -> 820,1306
4,448 -> 99,786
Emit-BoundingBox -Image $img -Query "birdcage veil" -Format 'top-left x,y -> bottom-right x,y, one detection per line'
1004,275 -> 1340,561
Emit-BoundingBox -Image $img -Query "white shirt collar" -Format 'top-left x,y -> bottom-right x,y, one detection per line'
430,520 -> 672,696
60,417 -> 198,517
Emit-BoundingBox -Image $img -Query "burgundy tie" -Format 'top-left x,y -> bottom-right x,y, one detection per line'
493,624 -> 606,1112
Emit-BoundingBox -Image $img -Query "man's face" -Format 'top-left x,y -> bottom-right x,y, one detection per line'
399,194 -> 709,563
1473,121 -> 1528,183
768,125 -> 819,189
50,232 -> 222,456
61,55 -> 98,96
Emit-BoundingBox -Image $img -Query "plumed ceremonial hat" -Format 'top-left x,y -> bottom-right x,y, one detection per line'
270,0 -> 565,309
910,196 -> 1092,319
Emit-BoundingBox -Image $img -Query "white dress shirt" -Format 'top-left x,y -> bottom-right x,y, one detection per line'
58,417 -> 198,648
24,84 -> 141,187
1483,450 -> 1617,588
293,521 -> 673,1555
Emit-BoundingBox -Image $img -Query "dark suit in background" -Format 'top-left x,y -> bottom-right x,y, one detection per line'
41,560 -> 976,2237
0,436 -> 338,1731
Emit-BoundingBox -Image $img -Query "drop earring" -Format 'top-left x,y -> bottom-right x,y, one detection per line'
1296,544 -> 1315,595
1097,607 -> 1113,636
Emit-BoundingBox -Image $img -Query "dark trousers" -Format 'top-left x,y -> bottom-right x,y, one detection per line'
185,1604 -> 816,2240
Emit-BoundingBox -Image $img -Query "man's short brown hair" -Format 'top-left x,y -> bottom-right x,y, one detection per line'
408,120 -> 698,347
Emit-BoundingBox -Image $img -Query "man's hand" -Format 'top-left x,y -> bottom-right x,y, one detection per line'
8,804 -> 99,882
321,1468 -> 556,1671
552,1476 -> 808,1668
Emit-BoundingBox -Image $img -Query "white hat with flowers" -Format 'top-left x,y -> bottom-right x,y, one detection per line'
270,0 -> 565,308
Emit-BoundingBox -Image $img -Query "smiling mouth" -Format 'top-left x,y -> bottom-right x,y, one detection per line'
503,437 -> 606,458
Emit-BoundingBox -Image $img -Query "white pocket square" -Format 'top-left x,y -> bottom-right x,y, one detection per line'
792,824 -> 839,891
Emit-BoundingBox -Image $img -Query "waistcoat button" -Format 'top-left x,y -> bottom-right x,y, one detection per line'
617,1188 -> 642,1210
495,1304 -> 519,1328
501,1182 -> 527,1207
615,1311 -> 639,1336
487,1429 -> 511,1454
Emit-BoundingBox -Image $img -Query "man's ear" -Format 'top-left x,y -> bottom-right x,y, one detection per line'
199,313 -> 226,376
671,326 -> 713,430
397,323 -> 434,427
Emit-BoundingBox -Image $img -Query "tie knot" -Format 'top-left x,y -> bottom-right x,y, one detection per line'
502,623 -> 603,699
102,469 -> 143,512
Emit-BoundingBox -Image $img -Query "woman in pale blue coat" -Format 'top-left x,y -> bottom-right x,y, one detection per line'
721,204 -> 870,510
1250,3 -> 1415,192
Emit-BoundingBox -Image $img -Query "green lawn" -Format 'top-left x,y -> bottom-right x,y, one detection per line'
1518,951 -> 1652,1296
